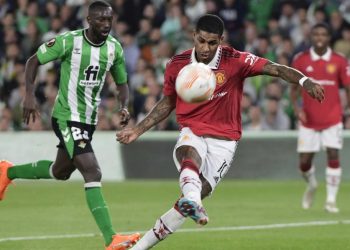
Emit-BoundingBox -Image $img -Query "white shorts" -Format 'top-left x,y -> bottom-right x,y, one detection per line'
173,127 -> 238,191
297,122 -> 343,152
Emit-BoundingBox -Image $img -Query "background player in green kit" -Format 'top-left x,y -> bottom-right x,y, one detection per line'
0,1 -> 140,250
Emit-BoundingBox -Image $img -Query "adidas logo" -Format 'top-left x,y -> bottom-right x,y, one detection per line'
306,66 -> 314,72
214,176 -> 219,183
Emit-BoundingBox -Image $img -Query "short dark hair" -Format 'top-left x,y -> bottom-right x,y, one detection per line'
88,0 -> 111,13
196,14 -> 224,36
311,22 -> 331,35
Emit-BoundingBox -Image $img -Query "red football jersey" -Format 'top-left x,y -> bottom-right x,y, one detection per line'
292,48 -> 350,130
163,46 -> 268,140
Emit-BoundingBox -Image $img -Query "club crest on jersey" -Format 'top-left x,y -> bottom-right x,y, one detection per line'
80,65 -> 101,87
215,70 -> 226,85
326,64 -> 336,74
46,38 -> 56,47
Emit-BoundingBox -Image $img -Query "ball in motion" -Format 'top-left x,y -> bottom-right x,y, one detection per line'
175,63 -> 216,103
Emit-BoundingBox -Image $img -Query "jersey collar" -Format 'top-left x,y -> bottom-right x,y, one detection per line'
310,47 -> 331,61
83,29 -> 106,47
190,46 -> 222,69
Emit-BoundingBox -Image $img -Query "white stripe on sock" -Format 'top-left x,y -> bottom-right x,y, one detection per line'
84,182 -> 102,188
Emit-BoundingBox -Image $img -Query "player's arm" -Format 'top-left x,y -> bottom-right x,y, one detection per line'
22,54 -> 41,124
290,82 -> 307,123
110,43 -> 132,127
23,36 -> 64,124
136,95 -> 176,134
115,83 -> 130,127
345,85 -> 350,114
262,61 -> 324,103
116,95 -> 176,144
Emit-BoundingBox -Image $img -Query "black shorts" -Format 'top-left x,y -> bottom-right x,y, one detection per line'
52,117 -> 96,159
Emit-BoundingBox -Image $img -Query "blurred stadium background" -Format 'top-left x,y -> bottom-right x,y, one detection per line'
1,0 -> 350,249
1,0 -> 350,131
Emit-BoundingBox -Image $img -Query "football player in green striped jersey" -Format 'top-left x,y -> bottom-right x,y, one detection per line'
0,1 -> 140,249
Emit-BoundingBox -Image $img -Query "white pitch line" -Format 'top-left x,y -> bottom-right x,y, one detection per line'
1,220 -> 350,243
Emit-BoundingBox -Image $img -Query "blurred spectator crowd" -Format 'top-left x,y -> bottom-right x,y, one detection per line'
1,0 -> 350,131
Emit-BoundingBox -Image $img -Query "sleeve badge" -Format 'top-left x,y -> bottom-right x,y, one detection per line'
46,38 -> 56,47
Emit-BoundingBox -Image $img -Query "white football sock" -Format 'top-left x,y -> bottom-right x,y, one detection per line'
302,166 -> 317,188
179,168 -> 202,203
131,207 -> 186,250
326,167 -> 342,203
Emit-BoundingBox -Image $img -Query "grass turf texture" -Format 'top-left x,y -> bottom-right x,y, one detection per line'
0,180 -> 349,250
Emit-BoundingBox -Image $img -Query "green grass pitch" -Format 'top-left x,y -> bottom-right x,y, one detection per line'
0,180 -> 350,250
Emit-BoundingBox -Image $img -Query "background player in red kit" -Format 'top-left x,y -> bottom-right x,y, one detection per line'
117,15 -> 324,249
291,23 -> 350,213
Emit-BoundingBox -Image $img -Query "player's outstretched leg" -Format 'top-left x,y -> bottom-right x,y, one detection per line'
324,164 -> 341,213
178,158 -> 209,225
106,233 -> 141,250
84,184 -> 141,249
131,200 -> 186,250
0,160 -> 54,201
0,160 -> 13,200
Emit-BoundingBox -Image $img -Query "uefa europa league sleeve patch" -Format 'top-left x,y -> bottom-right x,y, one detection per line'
46,38 -> 56,47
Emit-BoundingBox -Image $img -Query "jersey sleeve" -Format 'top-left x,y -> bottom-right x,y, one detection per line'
36,34 -> 65,64
110,43 -> 127,85
339,57 -> 350,87
291,53 -> 302,71
238,52 -> 268,78
163,60 -> 178,96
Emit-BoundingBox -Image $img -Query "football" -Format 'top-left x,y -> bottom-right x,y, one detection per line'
175,62 -> 216,103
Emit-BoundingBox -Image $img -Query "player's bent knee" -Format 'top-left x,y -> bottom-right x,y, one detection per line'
52,170 -> 72,181
82,168 -> 102,183
299,155 -> 313,166
176,146 -> 202,167
327,149 -> 339,160
51,165 -> 74,180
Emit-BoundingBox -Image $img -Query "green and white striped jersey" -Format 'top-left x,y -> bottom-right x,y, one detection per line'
37,29 -> 127,125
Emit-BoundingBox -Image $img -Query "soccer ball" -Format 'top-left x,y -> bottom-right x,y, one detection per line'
175,63 -> 216,103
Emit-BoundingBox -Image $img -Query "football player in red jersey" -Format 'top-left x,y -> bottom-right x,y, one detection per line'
291,23 -> 350,213
117,15 -> 324,249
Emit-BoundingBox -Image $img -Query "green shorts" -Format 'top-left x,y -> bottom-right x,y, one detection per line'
52,117 -> 96,159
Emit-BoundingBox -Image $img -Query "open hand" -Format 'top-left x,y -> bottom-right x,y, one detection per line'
116,127 -> 139,144
303,80 -> 325,103
22,94 -> 40,125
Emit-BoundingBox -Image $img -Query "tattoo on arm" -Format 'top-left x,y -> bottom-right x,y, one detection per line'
263,61 -> 324,102
262,61 -> 304,85
137,95 -> 176,135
